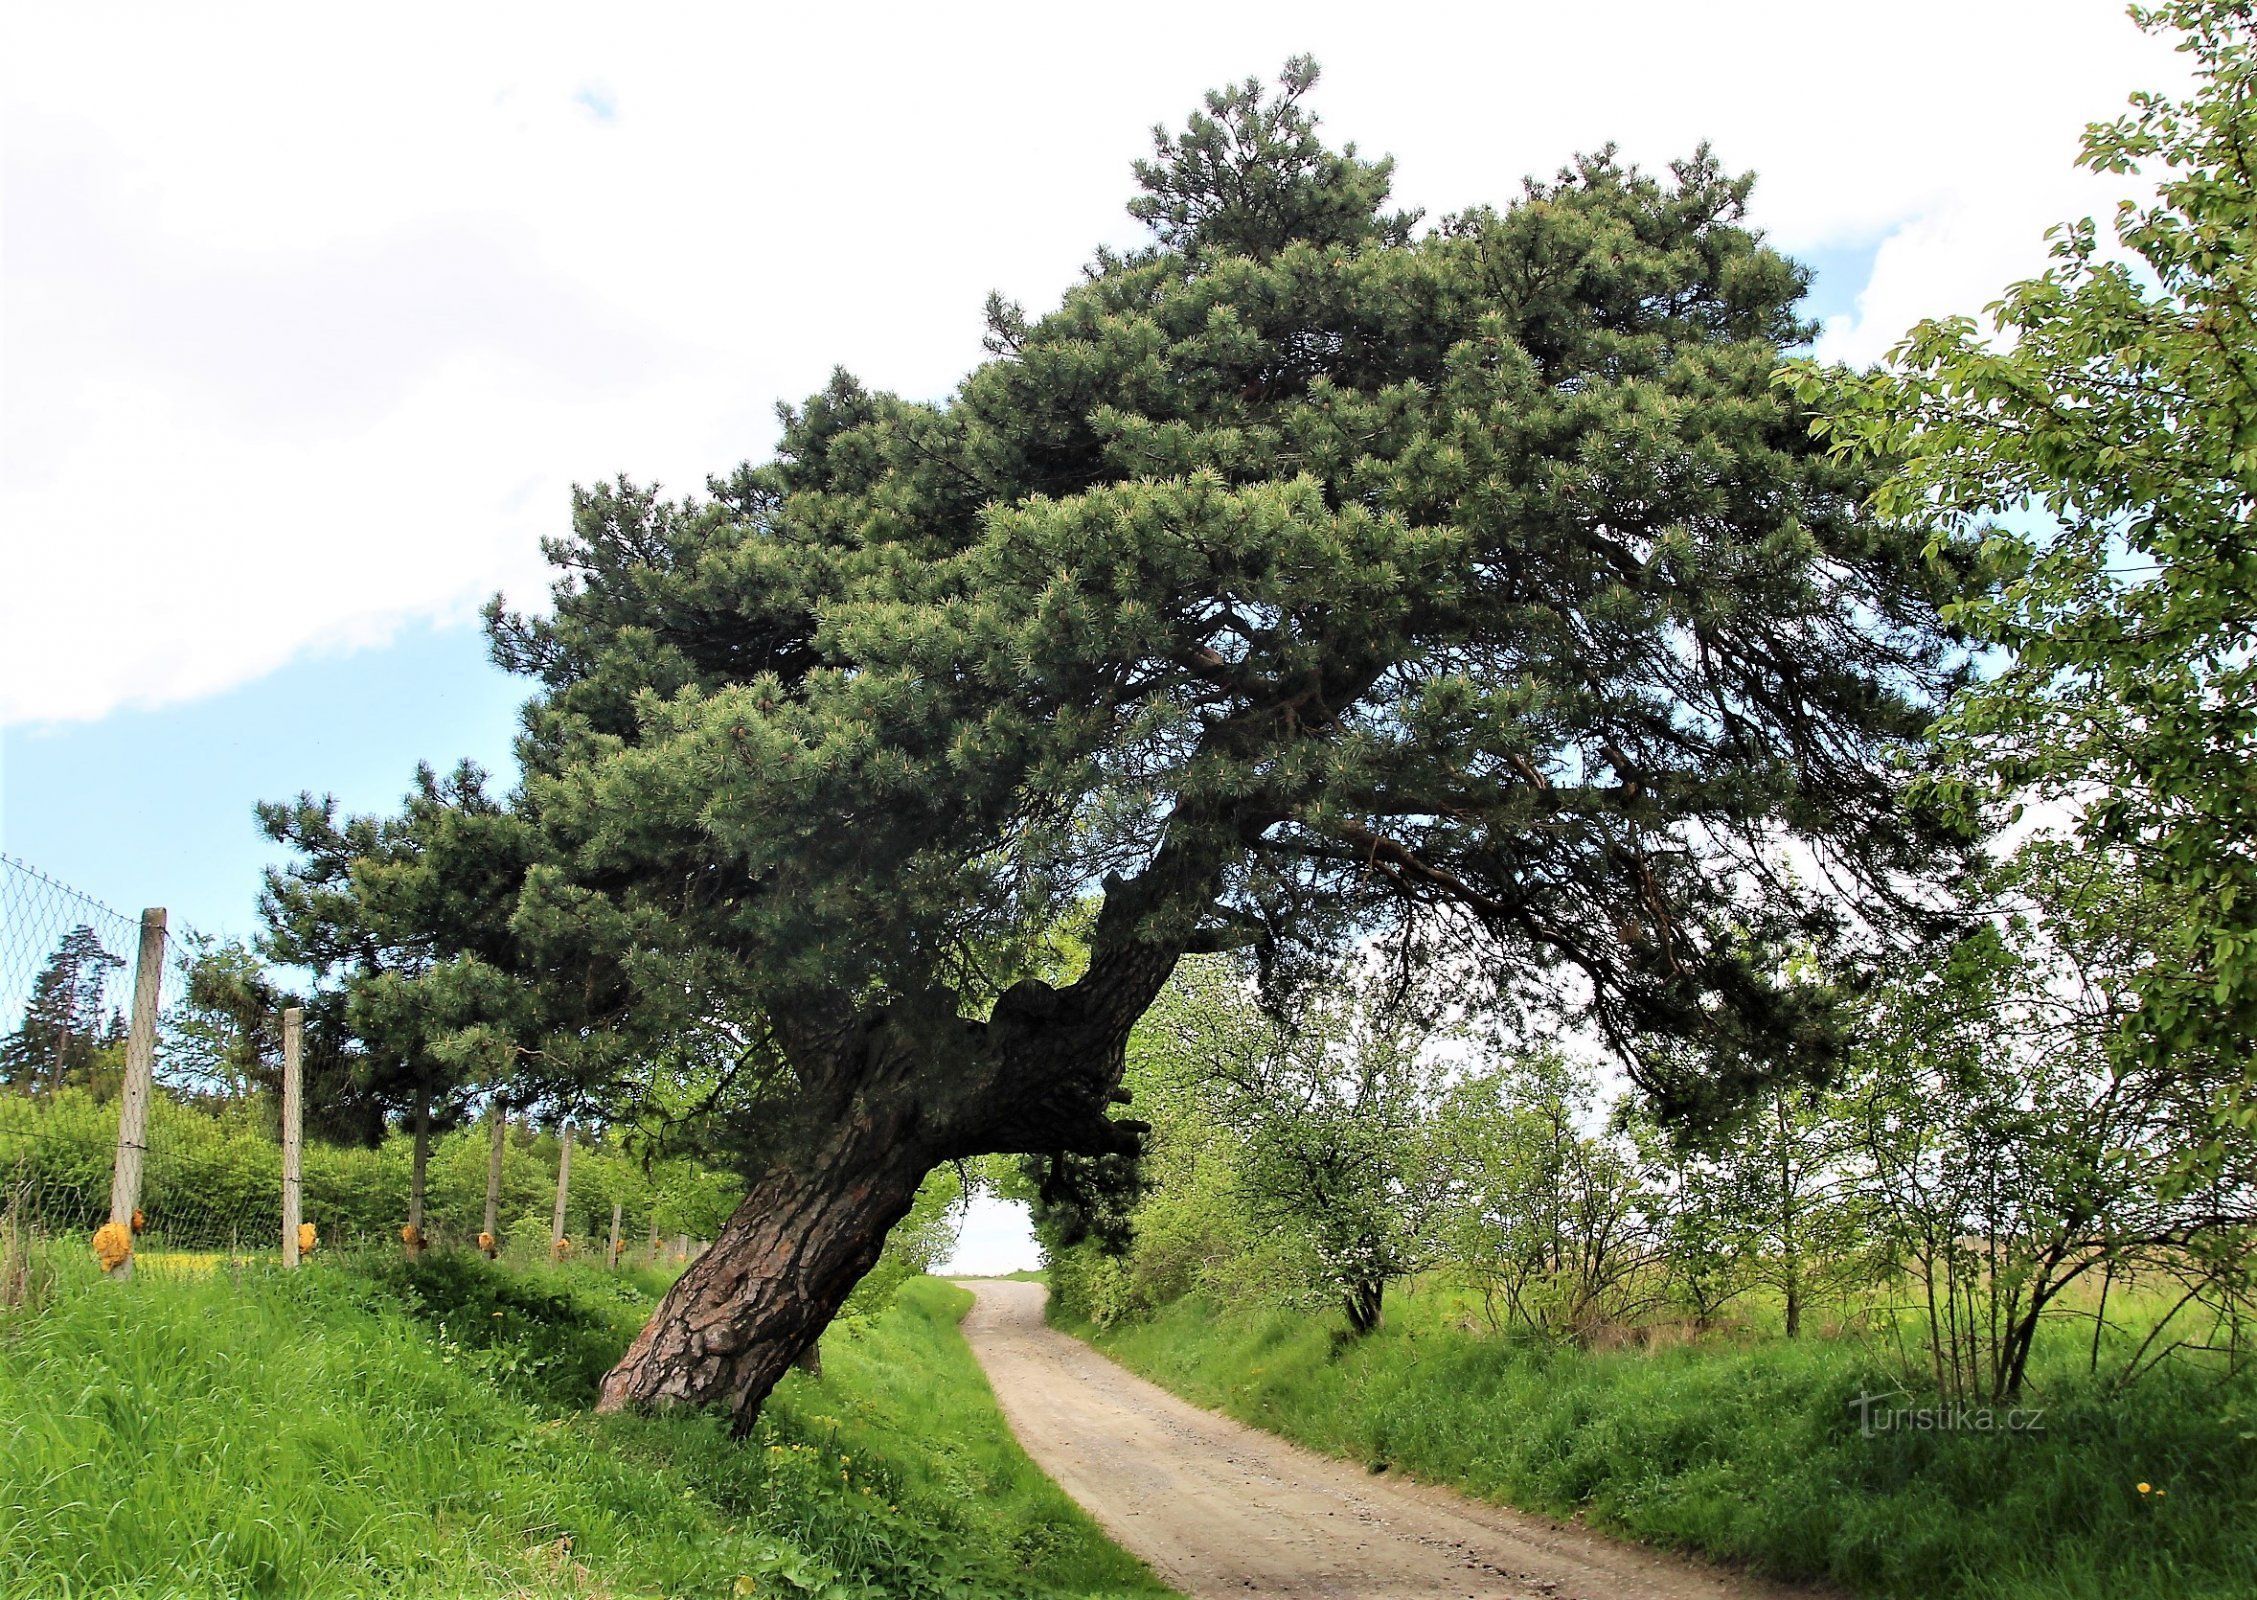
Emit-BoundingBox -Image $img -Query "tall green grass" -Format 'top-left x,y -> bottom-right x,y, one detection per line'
0,1246 -> 1170,1598
1072,1288 -> 2257,1600
780,1279 -> 1170,1596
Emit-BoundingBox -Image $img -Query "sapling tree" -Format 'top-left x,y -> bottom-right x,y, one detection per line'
1642,1078 -> 1871,1338
1633,1126 -> 1755,1330
1850,846 -> 2257,1400
1200,965 -> 1452,1334
1441,1051 -> 1664,1341
298,61 -> 1969,1426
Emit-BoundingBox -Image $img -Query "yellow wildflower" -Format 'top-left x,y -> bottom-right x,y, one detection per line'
2138,1482 -> 2152,1495
92,1221 -> 132,1272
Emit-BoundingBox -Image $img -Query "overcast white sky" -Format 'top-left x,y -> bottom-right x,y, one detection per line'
1,1 -> 2187,729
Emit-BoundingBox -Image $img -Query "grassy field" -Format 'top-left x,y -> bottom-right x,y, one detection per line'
1067,1284 -> 2257,1600
0,1245 -> 1171,1598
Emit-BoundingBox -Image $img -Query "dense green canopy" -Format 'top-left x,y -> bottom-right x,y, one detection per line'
468,63 -> 1967,1134
255,60 -> 1983,1422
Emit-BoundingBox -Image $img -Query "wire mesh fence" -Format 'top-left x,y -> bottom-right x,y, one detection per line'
0,853 -> 143,1101
3,852 -> 721,1284
1,853 -> 311,1267
1,855 -> 179,1259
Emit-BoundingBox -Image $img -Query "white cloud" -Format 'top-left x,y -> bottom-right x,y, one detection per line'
1,1 -> 2187,725
1809,116 -> 2167,365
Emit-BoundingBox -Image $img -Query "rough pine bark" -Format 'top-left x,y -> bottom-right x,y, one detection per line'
598,845 -> 1210,1431
596,1105 -> 938,1430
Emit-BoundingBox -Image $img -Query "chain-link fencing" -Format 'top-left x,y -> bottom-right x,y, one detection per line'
4,852 -> 724,1286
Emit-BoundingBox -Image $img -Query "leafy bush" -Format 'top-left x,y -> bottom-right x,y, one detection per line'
0,1087 -> 739,1255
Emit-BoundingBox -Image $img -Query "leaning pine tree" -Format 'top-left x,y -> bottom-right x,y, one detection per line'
471,62 -> 1974,1430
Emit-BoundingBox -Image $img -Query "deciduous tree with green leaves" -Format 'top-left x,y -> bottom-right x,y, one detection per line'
1196,962 -> 1452,1335
1796,1 -> 2257,1151
165,932 -> 390,1142
1440,1050 -> 1665,1342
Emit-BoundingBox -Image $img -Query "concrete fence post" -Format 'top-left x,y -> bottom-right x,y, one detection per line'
550,1121 -> 574,1257
105,909 -> 166,1280
280,1007 -> 303,1267
482,1103 -> 506,1258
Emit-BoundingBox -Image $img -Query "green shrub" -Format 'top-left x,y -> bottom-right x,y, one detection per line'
0,1088 -> 738,1255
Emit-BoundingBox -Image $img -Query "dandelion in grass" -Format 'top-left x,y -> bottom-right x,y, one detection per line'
91,1221 -> 131,1271
2139,1482 -> 2153,1495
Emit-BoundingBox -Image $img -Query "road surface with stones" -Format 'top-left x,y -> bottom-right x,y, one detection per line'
953,1278 -> 1828,1600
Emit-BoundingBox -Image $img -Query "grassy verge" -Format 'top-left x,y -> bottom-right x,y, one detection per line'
1066,1287 -> 2257,1600
0,1245 -> 1170,1598
781,1278 -> 1169,1598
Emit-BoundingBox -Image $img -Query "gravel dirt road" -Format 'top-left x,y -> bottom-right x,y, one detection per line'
955,1278 -> 1821,1600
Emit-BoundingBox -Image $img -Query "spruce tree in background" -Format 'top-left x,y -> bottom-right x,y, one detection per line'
0,927 -> 124,1095
281,61 -> 1972,1428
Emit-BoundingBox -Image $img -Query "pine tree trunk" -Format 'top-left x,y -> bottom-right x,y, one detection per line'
596,1108 -> 936,1432
597,828 -> 1212,1432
